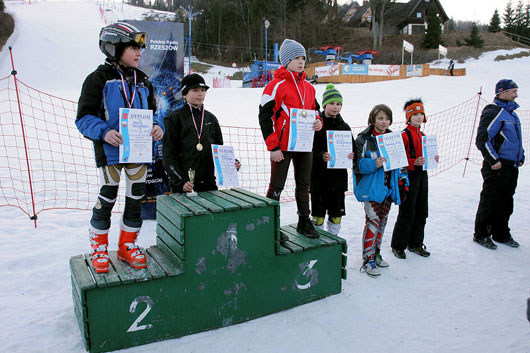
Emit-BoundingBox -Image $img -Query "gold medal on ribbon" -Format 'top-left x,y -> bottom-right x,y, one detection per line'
301,110 -> 308,117
188,104 -> 205,153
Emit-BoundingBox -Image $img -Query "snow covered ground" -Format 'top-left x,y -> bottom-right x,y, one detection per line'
1,1 -> 530,353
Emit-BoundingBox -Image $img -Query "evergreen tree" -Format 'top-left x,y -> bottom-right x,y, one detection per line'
523,2 -> 530,37
503,1 -> 516,32
422,3 -> 444,49
0,0 -> 4,12
514,0 -> 526,34
488,9 -> 502,32
465,22 -> 484,48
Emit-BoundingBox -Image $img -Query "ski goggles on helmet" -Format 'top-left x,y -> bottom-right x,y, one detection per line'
132,32 -> 147,48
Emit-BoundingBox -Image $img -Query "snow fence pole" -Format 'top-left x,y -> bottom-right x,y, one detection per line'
462,87 -> 483,178
9,46 -> 38,227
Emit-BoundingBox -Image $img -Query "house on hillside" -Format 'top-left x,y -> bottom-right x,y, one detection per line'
384,0 -> 449,35
343,1 -> 372,28
337,1 -> 361,23
346,0 -> 449,35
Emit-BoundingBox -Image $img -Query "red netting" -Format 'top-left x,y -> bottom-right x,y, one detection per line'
1,74 -> 529,221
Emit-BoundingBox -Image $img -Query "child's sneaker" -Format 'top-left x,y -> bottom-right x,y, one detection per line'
118,230 -> 147,269
375,252 -> 389,268
362,260 -> 381,277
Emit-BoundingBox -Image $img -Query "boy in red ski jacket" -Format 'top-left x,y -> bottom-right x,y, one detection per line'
258,39 -> 323,241
391,98 -> 439,259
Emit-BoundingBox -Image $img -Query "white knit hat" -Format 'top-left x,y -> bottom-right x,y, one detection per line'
279,39 -> 306,68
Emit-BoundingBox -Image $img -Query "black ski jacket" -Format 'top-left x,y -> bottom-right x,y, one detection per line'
311,114 -> 353,192
162,104 -> 223,193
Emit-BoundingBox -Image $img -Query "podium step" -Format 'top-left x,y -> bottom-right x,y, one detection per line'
70,189 -> 346,352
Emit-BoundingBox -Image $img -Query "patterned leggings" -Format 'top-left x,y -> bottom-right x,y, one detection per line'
362,199 -> 391,261
90,163 -> 147,232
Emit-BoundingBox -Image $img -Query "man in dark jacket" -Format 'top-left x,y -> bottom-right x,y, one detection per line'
474,79 -> 524,250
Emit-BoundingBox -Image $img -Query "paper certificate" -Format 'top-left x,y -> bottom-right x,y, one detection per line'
287,108 -> 316,152
212,144 -> 239,187
422,135 -> 439,170
326,130 -> 352,169
376,131 -> 408,171
119,108 -> 153,164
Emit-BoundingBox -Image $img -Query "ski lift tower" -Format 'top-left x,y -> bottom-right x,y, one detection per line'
180,5 -> 203,74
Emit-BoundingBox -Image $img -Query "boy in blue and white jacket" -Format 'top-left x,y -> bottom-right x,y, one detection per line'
76,23 -> 164,273
353,104 -> 408,277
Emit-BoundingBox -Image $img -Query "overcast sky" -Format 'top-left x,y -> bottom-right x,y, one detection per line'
339,0 -> 515,24
442,0 -> 512,23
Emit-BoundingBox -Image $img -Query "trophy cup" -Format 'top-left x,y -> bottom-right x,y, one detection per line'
187,169 -> 197,196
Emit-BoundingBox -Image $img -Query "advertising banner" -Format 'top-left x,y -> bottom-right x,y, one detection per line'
342,64 -> 369,75
406,65 -> 423,77
368,65 -> 400,77
315,64 -> 340,77
126,20 -> 185,219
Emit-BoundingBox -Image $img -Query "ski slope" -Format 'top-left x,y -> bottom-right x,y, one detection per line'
1,1 -> 530,353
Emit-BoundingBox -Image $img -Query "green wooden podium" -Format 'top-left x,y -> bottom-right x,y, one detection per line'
70,189 -> 347,352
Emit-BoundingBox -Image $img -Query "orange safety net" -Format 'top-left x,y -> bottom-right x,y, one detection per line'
1,74 -> 529,221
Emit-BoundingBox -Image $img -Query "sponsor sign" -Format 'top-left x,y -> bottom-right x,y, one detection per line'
315,64 -> 340,77
126,21 -> 184,219
406,65 -> 423,77
342,64 -> 369,75
368,65 -> 400,77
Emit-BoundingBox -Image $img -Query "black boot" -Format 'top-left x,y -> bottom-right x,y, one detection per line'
407,244 -> 431,257
296,217 -> 319,239
474,236 -> 497,250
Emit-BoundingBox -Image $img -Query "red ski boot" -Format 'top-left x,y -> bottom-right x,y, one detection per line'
118,229 -> 147,269
89,228 -> 109,273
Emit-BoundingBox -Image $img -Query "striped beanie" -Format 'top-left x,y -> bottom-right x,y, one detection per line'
279,39 -> 306,68
322,84 -> 343,107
